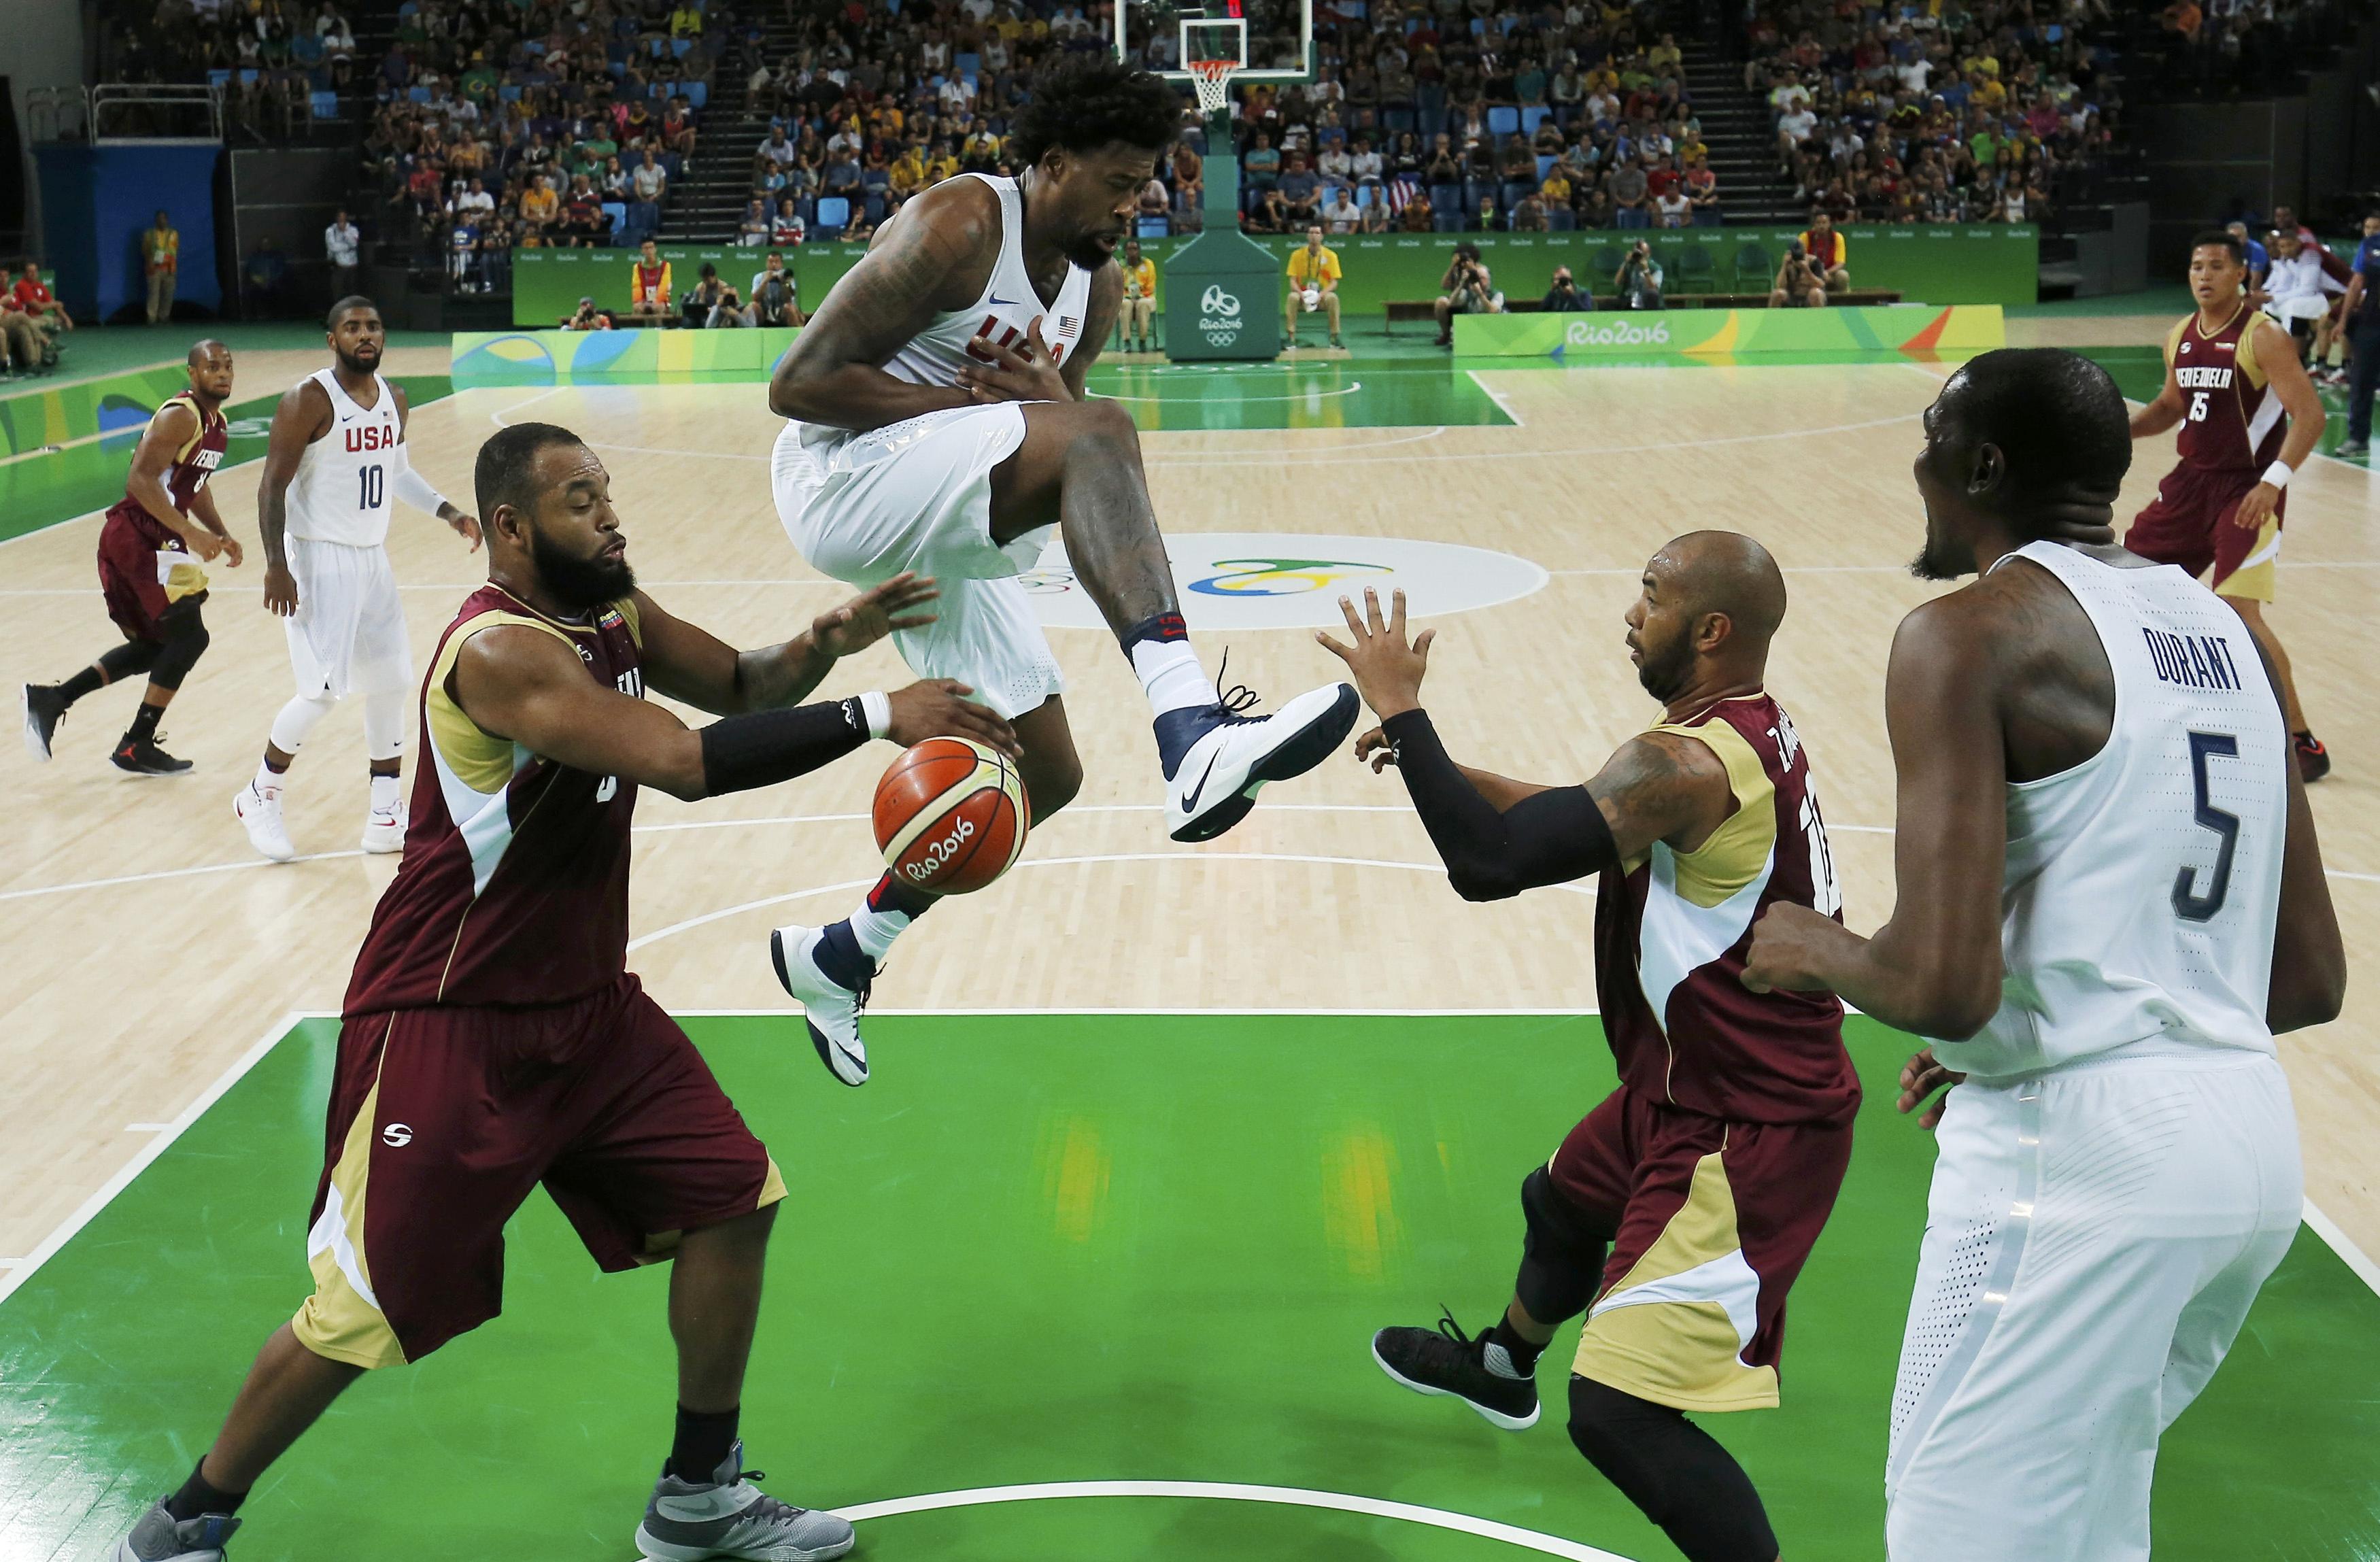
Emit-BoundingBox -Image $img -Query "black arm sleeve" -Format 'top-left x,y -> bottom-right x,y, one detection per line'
1379,709 -> 1619,902
698,696 -> 870,796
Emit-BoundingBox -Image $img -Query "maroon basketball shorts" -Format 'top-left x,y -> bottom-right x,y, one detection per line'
1547,1085 -> 1853,1412
292,974 -> 785,1368
96,507 -> 205,643
2125,464 -> 2285,602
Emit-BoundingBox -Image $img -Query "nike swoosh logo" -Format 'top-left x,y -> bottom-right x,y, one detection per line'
989,294 -> 1021,306
1178,751 -> 1222,816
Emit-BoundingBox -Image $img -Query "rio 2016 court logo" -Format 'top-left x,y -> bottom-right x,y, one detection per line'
1199,285 -> 1242,346
1565,319 -> 1670,347
1021,532 -> 1548,631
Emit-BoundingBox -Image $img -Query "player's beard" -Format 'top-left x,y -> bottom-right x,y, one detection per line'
1633,629 -> 1695,703
530,528 -> 636,613
334,344 -> 381,377
1907,515 -> 1971,581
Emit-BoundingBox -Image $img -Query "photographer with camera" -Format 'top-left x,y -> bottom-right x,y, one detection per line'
1769,242 -> 1828,309
746,250 -> 804,327
1542,265 -> 1593,313
681,262 -> 749,329
1614,240 -> 1663,311
1431,243 -> 1506,347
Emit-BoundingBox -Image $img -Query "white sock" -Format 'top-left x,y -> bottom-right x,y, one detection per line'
253,760 -> 286,799
848,896 -> 912,964
1131,638 -> 1219,717
369,773 -> 401,815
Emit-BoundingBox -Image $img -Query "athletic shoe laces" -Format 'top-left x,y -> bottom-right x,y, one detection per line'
1214,649 -> 1262,718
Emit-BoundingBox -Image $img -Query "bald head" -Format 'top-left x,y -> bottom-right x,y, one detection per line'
1658,530 -> 1787,646
1628,531 -> 1786,704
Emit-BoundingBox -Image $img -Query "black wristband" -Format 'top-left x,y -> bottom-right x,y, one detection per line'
698,698 -> 870,797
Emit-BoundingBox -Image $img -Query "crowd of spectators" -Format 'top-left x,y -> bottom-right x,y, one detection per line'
353,0 -> 718,290
2145,0 -> 2356,98
1747,0 -> 2120,227
99,0 -> 365,141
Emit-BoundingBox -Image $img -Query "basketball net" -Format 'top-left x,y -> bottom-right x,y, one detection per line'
1186,58 -> 1237,116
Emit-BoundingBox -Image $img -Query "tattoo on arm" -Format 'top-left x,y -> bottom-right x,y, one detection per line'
1584,731 -> 1735,859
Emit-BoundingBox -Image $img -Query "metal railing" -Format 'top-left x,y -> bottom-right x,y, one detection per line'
88,83 -> 223,142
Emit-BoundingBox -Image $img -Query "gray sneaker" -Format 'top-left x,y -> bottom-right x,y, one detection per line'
114,1499 -> 240,1561
634,1442 -> 854,1561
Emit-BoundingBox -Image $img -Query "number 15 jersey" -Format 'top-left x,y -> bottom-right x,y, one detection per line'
1939,542 -> 2290,1085
288,367 -> 402,547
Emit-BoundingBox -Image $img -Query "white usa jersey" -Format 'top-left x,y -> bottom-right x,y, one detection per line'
1936,541 -> 2290,1083
800,173 -> 1093,454
287,367 -> 402,547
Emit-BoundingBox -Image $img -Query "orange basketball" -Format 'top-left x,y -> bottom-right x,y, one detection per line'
872,736 -> 1031,895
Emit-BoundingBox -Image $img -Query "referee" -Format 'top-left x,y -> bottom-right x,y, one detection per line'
2335,216 -> 2380,458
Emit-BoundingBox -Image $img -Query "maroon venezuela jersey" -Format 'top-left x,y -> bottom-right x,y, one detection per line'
344,585 -> 646,1014
2166,301 -> 2289,473
1591,693 -> 1860,1124
104,392 -> 228,545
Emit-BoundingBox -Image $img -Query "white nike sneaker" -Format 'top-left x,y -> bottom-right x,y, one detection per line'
1157,681 -> 1361,843
360,797 -> 406,854
233,782 -> 297,862
634,1441 -> 853,1562
770,923 -> 870,1086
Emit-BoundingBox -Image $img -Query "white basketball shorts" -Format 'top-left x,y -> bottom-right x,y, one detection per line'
1884,1051 -> 2301,1562
285,536 -> 412,700
770,408 -> 1065,721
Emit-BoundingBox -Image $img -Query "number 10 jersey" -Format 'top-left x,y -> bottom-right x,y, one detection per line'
289,367 -> 403,547
1941,541 -> 2290,1084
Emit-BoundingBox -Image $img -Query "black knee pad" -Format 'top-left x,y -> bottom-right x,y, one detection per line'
1567,1377 -> 1778,1562
148,599 -> 211,691
1514,1164 -> 1612,1326
99,639 -> 163,683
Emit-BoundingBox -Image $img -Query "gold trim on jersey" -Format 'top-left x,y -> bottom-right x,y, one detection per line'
292,1023 -> 407,1370
158,392 -> 206,464
1574,1144 -> 1780,1412
633,1157 -> 789,1266
1635,712 -> 1775,909
425,609 -> 577,794
2216,516 -> 2281,603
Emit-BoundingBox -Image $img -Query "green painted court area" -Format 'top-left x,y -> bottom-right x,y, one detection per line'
1,1013 -> 2374,1561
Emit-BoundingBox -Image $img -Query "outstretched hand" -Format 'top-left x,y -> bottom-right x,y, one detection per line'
884,677 -> 1022,759
811,572 -> 939,659
956,317 -> 1073,405
1896,1045 -> 1966,1130
1315,587 -> 1434,721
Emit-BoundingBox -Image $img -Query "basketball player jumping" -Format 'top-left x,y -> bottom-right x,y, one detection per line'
23,340 -> 239,775
2127,231 -> 2330,779
115,422 -> 1012,1562
764,54 -> 1357,1086
1743,350 -> 2345,1562
1323,544 -> 1853,1562
233,297 -> 482,863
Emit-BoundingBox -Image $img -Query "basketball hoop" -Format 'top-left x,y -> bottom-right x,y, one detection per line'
1185,58 -> 1238,115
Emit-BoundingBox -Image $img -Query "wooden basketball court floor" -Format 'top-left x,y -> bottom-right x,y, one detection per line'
2,350 -> 2377,1559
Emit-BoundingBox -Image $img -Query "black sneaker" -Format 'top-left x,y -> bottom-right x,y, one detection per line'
2296,732 -> 2332,783
1371,1309 -> 1541,1429
22,683 -> 65,762
112,733 -> 194,776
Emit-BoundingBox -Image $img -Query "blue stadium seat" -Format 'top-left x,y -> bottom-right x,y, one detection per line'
672,38 -> 692,57
1536,154 -> 1557,180
207,68 -> 231,89
956,51 -> 981,73
601,201 -> 628,237
1354,185 -> 1375,208
1486,105 -> 1519,136
238,69 -> 260,86
1137,216 -> 1169,237
815,195 -> 851,233
684,81 -> 707,107
1520,105 -> 1549,135
864,192 -> 886,224
498,84 -> 522,102
310,90 -> 339,119
406,84 -> 428,102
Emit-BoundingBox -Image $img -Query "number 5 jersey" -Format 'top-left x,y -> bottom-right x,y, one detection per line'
1937,541 -> 2290,1085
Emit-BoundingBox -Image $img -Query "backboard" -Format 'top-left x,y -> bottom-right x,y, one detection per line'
1117,0 -> 1314,86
